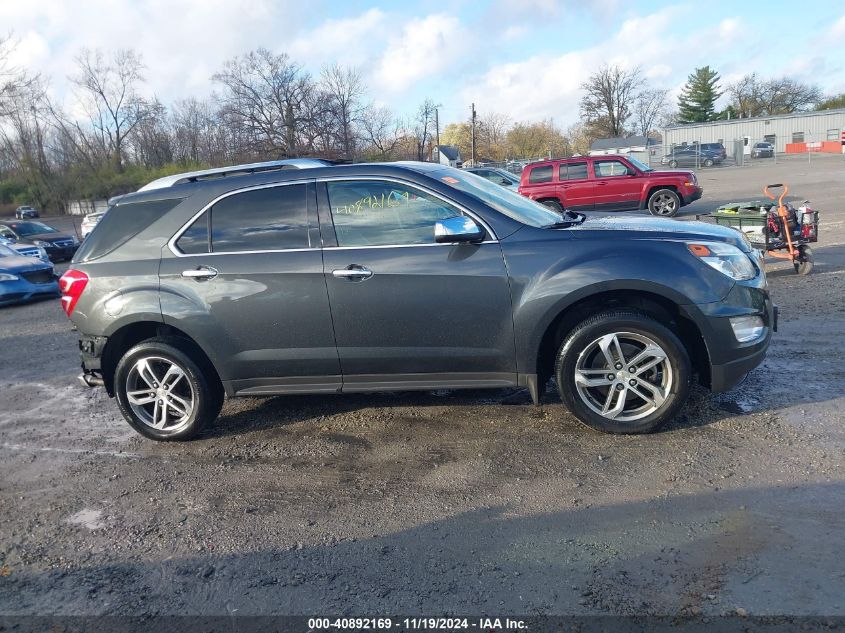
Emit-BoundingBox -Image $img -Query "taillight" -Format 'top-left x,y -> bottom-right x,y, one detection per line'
59,269 -> 89,316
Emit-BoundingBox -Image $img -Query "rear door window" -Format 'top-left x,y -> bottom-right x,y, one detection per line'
174,184 -> 310,254
560,162 -> 588,181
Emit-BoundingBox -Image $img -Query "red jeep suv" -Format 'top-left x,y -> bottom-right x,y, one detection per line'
518,154 -> 702,217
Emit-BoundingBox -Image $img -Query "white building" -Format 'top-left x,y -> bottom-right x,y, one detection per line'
662,109 -> 845,154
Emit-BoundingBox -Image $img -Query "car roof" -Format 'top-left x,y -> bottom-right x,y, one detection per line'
114,161 -> 459,207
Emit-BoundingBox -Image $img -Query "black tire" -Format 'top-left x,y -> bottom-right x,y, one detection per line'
647,188 -> 681,217
703,158 -> 714,167
540,199 -> 564,212
668,159 -> 678,168
114,337 -> 223,441
554,310 -> 691,434
794,245 -> 814,275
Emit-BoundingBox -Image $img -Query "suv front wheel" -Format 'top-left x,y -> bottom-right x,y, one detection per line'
114,338 -> 223,441
555,311 -> 691,434
647,189 -> 681,217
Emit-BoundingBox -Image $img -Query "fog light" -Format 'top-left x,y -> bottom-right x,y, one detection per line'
730,315 -> 764,342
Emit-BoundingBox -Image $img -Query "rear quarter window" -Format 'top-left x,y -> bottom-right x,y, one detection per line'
528,165 -> 553,184
75,197 -> 184,262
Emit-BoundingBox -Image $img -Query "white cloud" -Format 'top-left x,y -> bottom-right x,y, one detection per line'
456,6 -> 772,126
0,0 -> 308,105
288,8 -> 387,70
371,13 -> 465,94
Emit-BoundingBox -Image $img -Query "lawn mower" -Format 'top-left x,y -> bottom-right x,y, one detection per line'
696,183 -> 818,275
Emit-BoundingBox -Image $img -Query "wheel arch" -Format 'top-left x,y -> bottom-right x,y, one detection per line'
533,287 -> 711,390
100,321 -> 222,397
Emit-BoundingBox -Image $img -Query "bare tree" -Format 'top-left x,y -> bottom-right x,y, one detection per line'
321,64 -> 366,159
728,73 -> 822,117
70,48 -> 151,171
633,88 -> 669,137
213,49 -> 316,158
0,74 -> 61,210
359,105 -> 403,159
580,65 -> 643,138
129,99 -> 172,168
412,98 -> 438,161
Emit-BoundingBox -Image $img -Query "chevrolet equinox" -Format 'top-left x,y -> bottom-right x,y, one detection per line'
61,160 -> 775,440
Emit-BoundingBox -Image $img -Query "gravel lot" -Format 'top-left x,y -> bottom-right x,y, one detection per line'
1,154 -> 844,621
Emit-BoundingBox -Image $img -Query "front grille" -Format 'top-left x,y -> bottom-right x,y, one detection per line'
21,270 -> 55,285
52,239 -> 75,248
18,248 -> 40,257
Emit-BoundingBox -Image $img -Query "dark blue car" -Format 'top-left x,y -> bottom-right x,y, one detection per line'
0,243 -> 59,307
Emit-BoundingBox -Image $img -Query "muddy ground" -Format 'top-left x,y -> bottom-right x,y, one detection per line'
1,154 -> 844,621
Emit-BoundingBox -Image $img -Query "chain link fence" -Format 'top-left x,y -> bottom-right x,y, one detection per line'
650,132 -> 844,171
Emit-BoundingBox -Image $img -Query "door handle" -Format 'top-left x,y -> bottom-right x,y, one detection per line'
596,181 -> 608,186
181,266 -> 218,280
332,266 -> 373,281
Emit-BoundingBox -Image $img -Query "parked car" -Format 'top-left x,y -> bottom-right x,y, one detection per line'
698,142 -> 727,160
61,159 -> 773,441
0,235 -> 51,265
0,243 -> 59,307
465,167 -> 520,188
661,148 -> 723,168
751,142 -> 774,159
518,154 -> 702,217
81,211 -> 107,238
14,205 -> 39,219
0,220 -> 79,261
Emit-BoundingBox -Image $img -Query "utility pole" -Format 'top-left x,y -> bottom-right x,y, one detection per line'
471,102 -> 477,166
435,107 -> 440,150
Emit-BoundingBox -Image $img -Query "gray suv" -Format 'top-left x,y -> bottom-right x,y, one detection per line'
61,160 -> 775,441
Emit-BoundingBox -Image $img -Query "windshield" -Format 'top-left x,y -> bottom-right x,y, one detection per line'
431,167 -> 563,228
626,156 -> 653,172
13,221 -> 57,236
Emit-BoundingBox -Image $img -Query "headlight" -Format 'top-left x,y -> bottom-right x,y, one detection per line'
0,273 -> 19,282
37,247 -> 50,260
33,240 -> 51,248
687,241 -> 756,280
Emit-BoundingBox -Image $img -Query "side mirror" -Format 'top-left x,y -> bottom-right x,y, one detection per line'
434,216 -> 484,244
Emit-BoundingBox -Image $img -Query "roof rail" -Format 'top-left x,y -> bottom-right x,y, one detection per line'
137,158 -> 332,192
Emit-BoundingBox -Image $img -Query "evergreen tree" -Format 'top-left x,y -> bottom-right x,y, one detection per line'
677,66 -> 723,123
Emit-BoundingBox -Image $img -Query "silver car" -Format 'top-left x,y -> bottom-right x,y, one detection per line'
81,211 -> 107,238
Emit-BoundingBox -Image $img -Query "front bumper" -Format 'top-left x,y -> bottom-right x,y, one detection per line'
682,188 -> 703,205
0,278 -> 59,306
682,279 -> 775,392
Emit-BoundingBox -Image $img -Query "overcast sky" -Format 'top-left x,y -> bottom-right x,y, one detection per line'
3,0 -> 844,127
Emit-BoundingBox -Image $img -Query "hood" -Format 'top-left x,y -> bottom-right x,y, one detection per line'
648,169 -> 695,179
22,232 -> 74,243
569,215 -> 749,251
0,254 -> 53,274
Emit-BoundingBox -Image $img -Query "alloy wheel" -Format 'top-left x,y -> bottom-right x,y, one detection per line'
573,332 -> 673,422
125,356 -> 195,432
653,194 -> 677,215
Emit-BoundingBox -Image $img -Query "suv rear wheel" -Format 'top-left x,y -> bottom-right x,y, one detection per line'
555,310 -> 691,434
114,337 -> 223,441
647,189 -> 681,217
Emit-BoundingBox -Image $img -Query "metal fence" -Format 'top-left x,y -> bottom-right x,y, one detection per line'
649,133 -> 844,171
